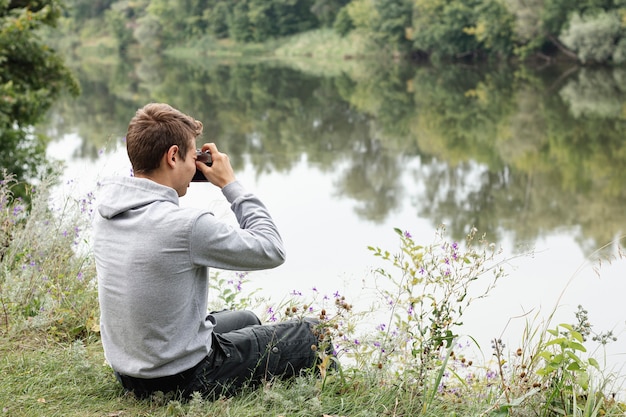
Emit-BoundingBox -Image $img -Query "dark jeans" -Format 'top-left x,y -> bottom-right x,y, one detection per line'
115,310 -> 320,399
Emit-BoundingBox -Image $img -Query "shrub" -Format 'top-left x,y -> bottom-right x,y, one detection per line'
560,11 -> 622,64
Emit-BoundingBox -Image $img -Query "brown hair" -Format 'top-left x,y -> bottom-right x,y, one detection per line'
126,103 -> 203,175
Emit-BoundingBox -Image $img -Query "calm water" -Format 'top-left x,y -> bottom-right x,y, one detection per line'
43,57 -> 626,389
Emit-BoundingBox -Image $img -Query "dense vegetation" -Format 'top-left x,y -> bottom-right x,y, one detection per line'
0,0 -> 79,198
62,0 -> 626,64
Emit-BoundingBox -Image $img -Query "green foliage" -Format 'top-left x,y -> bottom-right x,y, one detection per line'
343,0 -> 378,32
533,323 -> 606,415
63,0 -> 117,20
465,0 -> 516,57
505,0 -> 626,61
229,2 -> 253,42
104,2 -> 136,54
0,0 -> 79,188
311,0 -> 351,28
332,5 -> 354,37
52,0 -> 626,62
205,2 -> 229,39
370,0 -> 413,52
0,0 -> 79,123
560,10 -> 623,63
208,272 -> 261,311
412,0 -> 485,59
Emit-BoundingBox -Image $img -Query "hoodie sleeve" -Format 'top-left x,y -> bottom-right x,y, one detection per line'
189,181 -> 286,270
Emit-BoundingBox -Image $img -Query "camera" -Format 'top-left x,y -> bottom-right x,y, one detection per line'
192,149 -> 212,182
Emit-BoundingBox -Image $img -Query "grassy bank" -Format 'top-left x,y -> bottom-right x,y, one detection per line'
1,174 -> 625,416
146,29 -> 388,79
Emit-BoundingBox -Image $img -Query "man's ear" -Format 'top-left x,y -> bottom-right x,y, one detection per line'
165,145 -> 179,168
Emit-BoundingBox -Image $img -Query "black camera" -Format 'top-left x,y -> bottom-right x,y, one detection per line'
192,149 -> 212,182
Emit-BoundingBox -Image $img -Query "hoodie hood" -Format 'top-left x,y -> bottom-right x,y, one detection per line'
97,176 -> 179,219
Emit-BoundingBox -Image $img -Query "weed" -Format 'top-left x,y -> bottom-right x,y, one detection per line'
0,172 -> 98,338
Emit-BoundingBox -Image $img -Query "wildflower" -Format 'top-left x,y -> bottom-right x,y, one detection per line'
404,230 -> 412,239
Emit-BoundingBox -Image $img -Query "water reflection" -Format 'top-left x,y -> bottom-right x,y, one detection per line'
39,58 -> 626,257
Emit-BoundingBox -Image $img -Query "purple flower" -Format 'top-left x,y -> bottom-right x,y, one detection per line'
404,231 -> 412,238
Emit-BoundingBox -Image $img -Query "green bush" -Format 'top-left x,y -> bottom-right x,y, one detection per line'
560,11 -> 622,64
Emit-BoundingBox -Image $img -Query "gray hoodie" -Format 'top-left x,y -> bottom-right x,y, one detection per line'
93,176 -> 285,378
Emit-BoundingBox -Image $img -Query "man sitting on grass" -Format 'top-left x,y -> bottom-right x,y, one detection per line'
94,103 -> 322,399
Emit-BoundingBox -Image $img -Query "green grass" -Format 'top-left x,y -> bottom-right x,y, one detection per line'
163,29 -> 389,79
273,28 -> 383,59
0,333 -> 474,417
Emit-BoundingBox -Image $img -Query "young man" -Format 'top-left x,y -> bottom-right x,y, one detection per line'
93,103 -> 320,399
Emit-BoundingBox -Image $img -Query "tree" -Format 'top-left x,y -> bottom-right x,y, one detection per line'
504,0 -> 625,60
412,0 -> 485,59
311,0 -> 350,27
205,1 -> 230,39
371,0 -> 413,53
0,0 -> 79,190
560,10 -> 623,63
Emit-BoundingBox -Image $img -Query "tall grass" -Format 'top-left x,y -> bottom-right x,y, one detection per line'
0,172 -> 98,338
1,173 -> 625,416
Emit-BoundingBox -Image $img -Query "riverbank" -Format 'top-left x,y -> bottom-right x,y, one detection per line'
1,177 -> 625,417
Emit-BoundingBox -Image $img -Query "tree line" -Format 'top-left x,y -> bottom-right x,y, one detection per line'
65,0 -> 626,64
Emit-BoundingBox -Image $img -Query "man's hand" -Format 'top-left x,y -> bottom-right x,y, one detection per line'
196,143 -> 236,188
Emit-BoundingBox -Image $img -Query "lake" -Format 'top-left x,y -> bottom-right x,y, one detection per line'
42,56 -> 626,392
